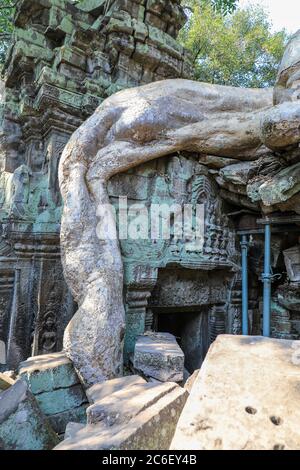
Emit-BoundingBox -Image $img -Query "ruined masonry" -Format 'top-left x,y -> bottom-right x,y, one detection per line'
0,0 -> 192,370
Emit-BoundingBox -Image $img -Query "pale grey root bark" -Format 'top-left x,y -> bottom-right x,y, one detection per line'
59,77 -> 300,387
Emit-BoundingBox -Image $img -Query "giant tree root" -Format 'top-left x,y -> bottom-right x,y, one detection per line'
59,78 -> 299,387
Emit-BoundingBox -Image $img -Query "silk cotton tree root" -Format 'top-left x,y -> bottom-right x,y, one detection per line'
59,77 -> 300,387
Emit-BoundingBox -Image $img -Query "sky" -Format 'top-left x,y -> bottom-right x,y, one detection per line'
239,0 -> 300,34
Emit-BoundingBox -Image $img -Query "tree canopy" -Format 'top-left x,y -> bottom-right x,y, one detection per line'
180,1 -> 288,88
0,0 -> 289,88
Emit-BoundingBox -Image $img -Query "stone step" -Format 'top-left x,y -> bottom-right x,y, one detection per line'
171,334 -> 300,450
87,381 -> 178,425
133,332 -> 184,382
86,374 -> 146,404
54,384 -> 188,450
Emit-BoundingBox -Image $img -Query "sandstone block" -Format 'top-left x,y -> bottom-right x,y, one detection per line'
54,385 -> 188,450
19,352 -> 80,394
86,375 -> 146,404
133,332 -> 184,382
0,380 -> 58,450
48,404 -> 88,435
35,384 -> 87,416
171,335 -> 300,450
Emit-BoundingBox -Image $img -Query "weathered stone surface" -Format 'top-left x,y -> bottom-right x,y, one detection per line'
0,379 -> 58,450
54,385 -> 188,450
18,351 -> 88,435
87,381 -> 178,425
86,375 -> 146,404
277,283 -> 300,311
283,245 -> 300,282
19,352 -> 80,394
133,332 -> 184,382
64,421 -> 86,440
35,384 -> 87,416
0,0 -> 191,372
60,65 -> 299,384
0,372 -> 15,391
184,369 -> 199,394
171,335 -> 300,450
48,404 -> 87,435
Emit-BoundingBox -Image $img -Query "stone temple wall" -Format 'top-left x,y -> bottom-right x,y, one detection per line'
0,0 -> 192,370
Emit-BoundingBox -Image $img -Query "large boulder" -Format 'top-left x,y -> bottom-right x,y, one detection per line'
171,335 -> 300,450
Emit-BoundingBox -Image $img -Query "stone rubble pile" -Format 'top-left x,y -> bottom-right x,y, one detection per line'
55,375 -> 188,450
0,379 -> 59,450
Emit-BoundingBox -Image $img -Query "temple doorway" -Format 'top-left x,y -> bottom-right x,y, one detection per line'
152,308 -> 210,373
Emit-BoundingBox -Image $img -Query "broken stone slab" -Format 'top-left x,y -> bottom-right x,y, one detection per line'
133,332 -> 184,382
86,375 -> 146,404
0,379 -> 58,450
0,372 -> 15,391
171,335 -> 300,450
54,385 -> 188,450
87,381 -> 177,425
19,352 -> 80,394
257,162 -> 300,207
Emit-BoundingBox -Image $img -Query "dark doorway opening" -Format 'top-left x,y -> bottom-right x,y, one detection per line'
153,308 -> 210,374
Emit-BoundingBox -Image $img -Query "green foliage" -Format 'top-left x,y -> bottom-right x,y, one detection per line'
0,0 -> 17,64
183,0 -> 238,16
180,1 -> 288,88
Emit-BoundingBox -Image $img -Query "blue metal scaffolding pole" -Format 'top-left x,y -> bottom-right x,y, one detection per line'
262,223 -> 271,337
241,235 -> 248,335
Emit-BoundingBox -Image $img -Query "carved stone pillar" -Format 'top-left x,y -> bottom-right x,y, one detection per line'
228,273 -> 243,335
123,265 -> 158,363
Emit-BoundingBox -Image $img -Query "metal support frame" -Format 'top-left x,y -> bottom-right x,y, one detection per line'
240,235 -> 249,335
262,223 -> 271,337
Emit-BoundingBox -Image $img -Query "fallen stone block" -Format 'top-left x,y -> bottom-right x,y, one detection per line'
0,379 -> 58,450
54,385 -> 188,450
184,369 -> 199,394
133,332 -> 184,382
19,352 -> 80,394
64,422 -> 86,440
35,384 -> 87,416
87,382 -> 177,425
48,404 -> 88,435
0,372 -> 15,391
171,335 -> 300,450
86,375 -> 146,404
